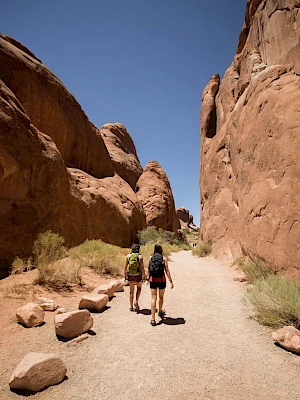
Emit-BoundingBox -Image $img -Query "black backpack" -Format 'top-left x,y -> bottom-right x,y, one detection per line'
149,254 -> 165,278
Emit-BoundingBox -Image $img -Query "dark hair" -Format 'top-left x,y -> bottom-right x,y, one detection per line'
131,244 -> 140,253
154,244 -> 163,255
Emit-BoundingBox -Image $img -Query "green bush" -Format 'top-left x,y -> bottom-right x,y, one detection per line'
192,243 -> 212,257
247,275 -> 300,329
33,231 -> 66,267
240,258 -> 274,284
11,257 -> 33,275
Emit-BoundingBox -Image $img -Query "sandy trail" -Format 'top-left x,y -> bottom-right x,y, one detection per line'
1,251 -> 300,400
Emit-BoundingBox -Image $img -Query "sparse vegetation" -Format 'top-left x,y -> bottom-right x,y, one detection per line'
192,243 -> 212,257
246,275 -> 300,329
69,239 -> 126,276
4,283 -> 36,300
34,259 -> 83,290
240,258 -> 275,284
137,227 -> 190,262
11,257 -> 33,275
33,231 -> 66,267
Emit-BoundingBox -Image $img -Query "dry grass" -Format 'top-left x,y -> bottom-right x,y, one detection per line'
69,240 -> 127,277
240,258 -> 274,284
33,231 -> 66,267
247,275 -> 300,329
34,259 -> 83,290
192,243 -> 212,257
11,257 -> 33,275
4,283 -> 37,300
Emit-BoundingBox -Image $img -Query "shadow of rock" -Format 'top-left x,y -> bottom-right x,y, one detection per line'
10,376 -> 69,396
89,306 -> 111,314
274,342 -> 300,356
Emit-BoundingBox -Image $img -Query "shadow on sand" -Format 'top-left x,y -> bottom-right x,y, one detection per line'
10,376 -> 69,396
156,317 -> 186,326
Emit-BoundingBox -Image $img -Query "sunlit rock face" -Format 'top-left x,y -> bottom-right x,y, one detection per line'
200,0 -> 300,275
136,161 -> 178,233
0,35 -> 147,272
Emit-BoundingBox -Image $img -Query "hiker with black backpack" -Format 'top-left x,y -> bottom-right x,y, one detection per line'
147,244 -> 174,326
124,244 -> 145,312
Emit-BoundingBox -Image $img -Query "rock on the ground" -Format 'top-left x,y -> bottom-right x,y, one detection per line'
9,352 -> 67,392
110,279 -> 125,292
79,293 -> 109,312
233,276 -> 247,282
54,310 -> 93,338
200,0 -> 300,274
272,326 -> 300,355
57,308 -> 68,314
136,161 -> 178,232
16,303 -> 45,328
35,297 -> 57,311
100,123 -> 143,189
92,284 -> 115,298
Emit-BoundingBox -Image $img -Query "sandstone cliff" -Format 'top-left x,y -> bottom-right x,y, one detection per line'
176,207 -> 198,231
136,161 -> 178,233
0,36 -> 147,271
200,0 -> 300,274
100,123 -> 143,190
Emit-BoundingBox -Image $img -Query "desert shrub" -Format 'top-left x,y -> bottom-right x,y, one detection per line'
34,259 -> 82,290
192,243 -> 212,257
240,258 -> 274,284
33,231 -> 66,267
138,226 -> 160,245
11,257 -> 33,275
247,275 -> 300,329
69,239 -> 126,276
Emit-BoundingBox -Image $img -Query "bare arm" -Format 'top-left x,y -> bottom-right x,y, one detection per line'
124,255 -> 129,278
164,257 -> 174,288
139,255 -> 146,280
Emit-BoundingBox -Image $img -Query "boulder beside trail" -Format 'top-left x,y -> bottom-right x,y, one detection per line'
54,310 -> 93,338
79,293 -> 109,312
110,279 -> 125,292
16,303 -> 45,328
272,326 -> 300,355
35,297 -> 57,311
9,352 -> 67,392
92,284 -> 115,298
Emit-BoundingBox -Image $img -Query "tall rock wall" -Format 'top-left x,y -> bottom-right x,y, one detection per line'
200,0 -> 300,275
136,161 -> 178,233
0,36 -> 147,271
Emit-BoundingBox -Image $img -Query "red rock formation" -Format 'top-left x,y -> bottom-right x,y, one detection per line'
0,34 -> 114,179
0,37 -> 147,272
200,0 -> 300,274
136,161 -> 178,233
100,123 -> 143,189
176,207 -> 198,231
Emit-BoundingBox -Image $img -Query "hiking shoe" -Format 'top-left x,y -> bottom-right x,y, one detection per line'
134,301 -> 140,313
158,310 -> 166,318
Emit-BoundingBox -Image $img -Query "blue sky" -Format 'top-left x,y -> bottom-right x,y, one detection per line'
1,0 -> 246,226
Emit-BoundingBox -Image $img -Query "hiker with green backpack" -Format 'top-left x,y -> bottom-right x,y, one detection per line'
124,244 -> 145,312
147,243 -> 174,326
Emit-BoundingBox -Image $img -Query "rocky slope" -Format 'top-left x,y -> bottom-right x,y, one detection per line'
200,0 -> 300,274
176,207 -> 198,231
0,35 -> 150,271
136,161 -> 178,233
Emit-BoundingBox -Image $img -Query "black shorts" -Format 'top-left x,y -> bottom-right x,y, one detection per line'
150,281 -> 166,290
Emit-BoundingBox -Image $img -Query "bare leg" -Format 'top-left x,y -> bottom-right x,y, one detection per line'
151,288 -> 157,321
136,281 -> 142,301
129,282 -> 135,309
158,288 -> 165,314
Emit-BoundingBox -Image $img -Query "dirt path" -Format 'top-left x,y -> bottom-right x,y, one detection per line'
2,251 -> 300,399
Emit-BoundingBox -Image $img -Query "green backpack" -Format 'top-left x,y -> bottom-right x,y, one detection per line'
127,253 -> 140,275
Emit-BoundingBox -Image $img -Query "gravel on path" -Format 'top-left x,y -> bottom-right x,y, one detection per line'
2,251 -> 300,400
